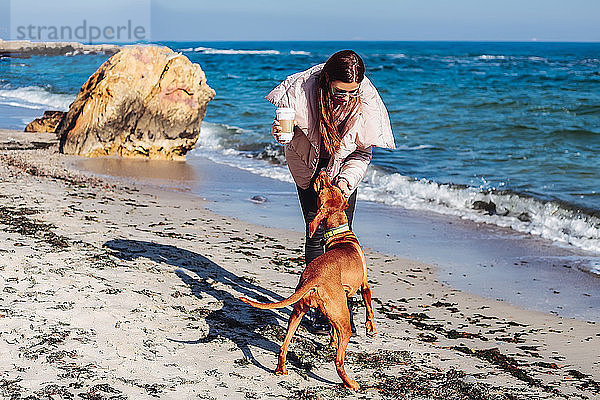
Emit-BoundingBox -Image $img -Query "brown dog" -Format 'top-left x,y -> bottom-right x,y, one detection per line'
240,171 -> 377,390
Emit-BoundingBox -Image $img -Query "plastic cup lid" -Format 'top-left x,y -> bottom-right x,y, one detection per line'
276,107 -> 295,119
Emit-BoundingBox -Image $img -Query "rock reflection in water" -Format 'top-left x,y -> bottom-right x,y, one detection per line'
77,157 -> 198,183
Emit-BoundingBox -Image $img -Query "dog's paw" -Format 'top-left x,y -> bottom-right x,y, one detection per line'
344,379 -> 360,390
274,366 -> 288,375
366,321 -> 378,336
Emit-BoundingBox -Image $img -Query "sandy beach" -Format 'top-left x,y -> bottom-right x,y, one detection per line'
0,129 -> 598,399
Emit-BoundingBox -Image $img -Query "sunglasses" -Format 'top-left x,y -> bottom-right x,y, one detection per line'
331,87 -> 361,99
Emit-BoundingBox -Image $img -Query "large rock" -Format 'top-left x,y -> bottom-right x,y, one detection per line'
59,45 -> 215,160
25,111 -> 66,133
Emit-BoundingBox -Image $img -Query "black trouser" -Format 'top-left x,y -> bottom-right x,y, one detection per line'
296,159 -> 357,266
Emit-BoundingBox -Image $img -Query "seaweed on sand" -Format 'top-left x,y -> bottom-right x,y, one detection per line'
0,379 -> 24,400
116,377 -> 167,398
452,345 -> 569,398
364,368 -> 519,400
566,370 -> 600,394
345,349 -> 410,369
0,141 -> 56,151
20,329 -> 71,360
0,153 -> 110,188
78,384 -> 126,400
34,384 -> 75,400
270,254 -> 305,273
287,368 -> 525,400
453,345 -> 538,386
378,302 -> 489,342
0,205 -> 70,249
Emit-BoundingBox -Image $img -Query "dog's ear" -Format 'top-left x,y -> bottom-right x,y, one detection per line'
321,171 -> 332,187
330,186 -> 349,210
341,195 -> 349,211
308,206 -> 327,238
314,171 -> 330,193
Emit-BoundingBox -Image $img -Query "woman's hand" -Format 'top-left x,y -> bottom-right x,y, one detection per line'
271,119 -> 292,144
336,178 -> 352,198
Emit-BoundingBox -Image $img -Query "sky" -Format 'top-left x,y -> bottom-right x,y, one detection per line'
150,0 -> 600,42
1,0 -> 599,42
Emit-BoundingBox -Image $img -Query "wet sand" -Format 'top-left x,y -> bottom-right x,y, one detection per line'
1,130 -> 599,399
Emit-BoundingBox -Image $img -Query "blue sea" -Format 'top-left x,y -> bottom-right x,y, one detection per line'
1,41 -> 600,258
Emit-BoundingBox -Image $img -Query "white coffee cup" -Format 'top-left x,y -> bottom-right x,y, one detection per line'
276,107 -> 295,143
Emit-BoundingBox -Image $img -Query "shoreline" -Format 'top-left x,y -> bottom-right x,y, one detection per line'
0,130 -> 599,399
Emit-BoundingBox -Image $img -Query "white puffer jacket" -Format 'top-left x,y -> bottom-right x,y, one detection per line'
265,63 -> 395,192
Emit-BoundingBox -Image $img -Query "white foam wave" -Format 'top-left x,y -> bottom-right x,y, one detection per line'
478,55 -> 507,60
191,122 -> 293,184
396,144 -> 434,150
589,261 -> 600,276
185,46 -> 280,55
194,122 -> 233,150
359,169 -> 600,254
0,86 -> 73,111
290,50 -> 311,55
2,101 -> 43,110
64,50 -> 100,56
478,55 -> 548,63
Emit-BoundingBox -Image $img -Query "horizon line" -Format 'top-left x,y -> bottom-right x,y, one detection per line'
2,38 -> 600,44
152,39 -> 600,44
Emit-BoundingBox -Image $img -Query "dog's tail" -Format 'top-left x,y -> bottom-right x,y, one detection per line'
240,282 -> 316,310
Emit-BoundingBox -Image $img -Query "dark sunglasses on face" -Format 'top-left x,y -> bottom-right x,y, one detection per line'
331,87 -> 361,99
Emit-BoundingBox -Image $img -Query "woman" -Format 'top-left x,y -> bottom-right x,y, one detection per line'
266,50 -> 395,333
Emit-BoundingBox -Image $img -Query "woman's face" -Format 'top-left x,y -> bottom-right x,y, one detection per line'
330,80 -> 360,104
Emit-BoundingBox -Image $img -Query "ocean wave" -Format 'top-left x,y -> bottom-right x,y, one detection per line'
1,101 -> 44,110
359,169 -> 600,254
0,85 -> 73,111
583,58 -> 600,64
191,122 -> 293,184
64,50 -> 108,56
478,55 -> 507,60
590,261 -> 600,275
195,121 -> 246,149
476,55 -> 548,62
571,104 -> 600,116
396,144 -> 434,150
527,56 -> 548,62
182,46 -> 280,55
290,50 -> 311,55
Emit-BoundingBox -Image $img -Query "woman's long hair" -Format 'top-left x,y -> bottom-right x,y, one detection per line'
317,50 -> 365,155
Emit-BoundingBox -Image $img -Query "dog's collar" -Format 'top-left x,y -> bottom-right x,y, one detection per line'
323,224 -> 350,241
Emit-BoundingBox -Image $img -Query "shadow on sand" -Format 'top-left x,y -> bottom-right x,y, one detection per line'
103,239 -> 334,384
